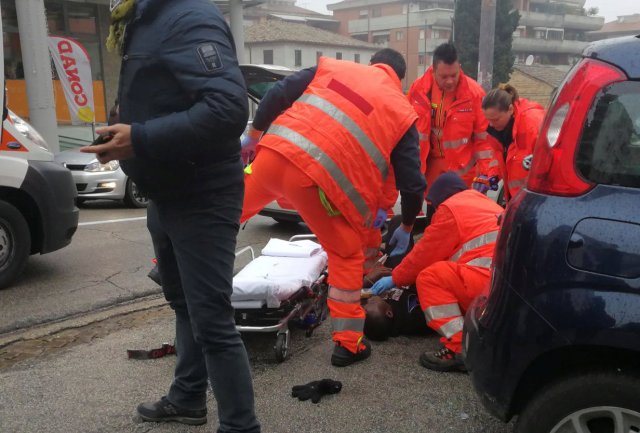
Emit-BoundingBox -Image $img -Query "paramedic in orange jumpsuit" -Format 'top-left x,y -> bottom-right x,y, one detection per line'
240,49 -> 426,367
482,84 -> 545,201
370,172 -> 502,372
407,43 -> 498,195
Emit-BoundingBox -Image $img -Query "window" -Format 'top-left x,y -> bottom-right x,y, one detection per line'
371,7 -> 382,17
354,53 -> 360,63
418,54 -> 425,65
336,52 -> 342,60
263,49 -> 273,64
396,31 -> 403,41
577,81 -> 640,188
294,49 -> 302,67
432,29 -> 440,39
359,9 -> 368,16
316,51 -> 323,63
419,29 -> 425,40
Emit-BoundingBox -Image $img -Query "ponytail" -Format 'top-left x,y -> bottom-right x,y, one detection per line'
482,84 -> 519,112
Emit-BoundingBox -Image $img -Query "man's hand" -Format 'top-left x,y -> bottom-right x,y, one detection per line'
388,223 -> 412,256
472,175 -> 500,194
363,266 -> 392,288
370,276 -> 395,296
240,126 -> 262,165
372,208 -> 388,229
80,124 -> 134,164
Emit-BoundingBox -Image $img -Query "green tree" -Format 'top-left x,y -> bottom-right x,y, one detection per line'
453,0 -> 520,86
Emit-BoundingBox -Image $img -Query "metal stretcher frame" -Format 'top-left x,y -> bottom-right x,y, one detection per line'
233,234 -> 329,362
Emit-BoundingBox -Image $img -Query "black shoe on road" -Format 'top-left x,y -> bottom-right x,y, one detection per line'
419,346 -> 467,372
331,339 -> 371,367
137,396 -> 207,425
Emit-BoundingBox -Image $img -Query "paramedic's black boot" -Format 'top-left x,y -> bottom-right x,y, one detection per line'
419,346 -> 467,372
137,396 -> 207,425
331,339 -> 371,367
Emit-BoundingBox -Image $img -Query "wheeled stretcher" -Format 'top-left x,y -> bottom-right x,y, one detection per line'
232,235 -> 329,362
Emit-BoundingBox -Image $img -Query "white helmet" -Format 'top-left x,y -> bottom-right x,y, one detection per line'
110,0 -> 124,12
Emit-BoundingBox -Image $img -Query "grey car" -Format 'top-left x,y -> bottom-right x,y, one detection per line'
54,149 -> 148,208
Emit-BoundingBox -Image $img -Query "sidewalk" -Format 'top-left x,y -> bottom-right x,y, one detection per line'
0,303 -> 513,433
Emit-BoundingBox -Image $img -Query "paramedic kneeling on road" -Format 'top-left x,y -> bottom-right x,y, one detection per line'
241,49 -> 426,367
371,172 -> 501,372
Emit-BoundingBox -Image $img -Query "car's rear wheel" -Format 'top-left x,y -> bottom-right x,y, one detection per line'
515,372 -> 640,433
124,178 -> 148,208
0,200 -> 31,289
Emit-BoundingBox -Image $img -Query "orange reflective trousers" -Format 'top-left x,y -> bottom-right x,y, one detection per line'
241,148 -> 365,353
416,261 -> 490,353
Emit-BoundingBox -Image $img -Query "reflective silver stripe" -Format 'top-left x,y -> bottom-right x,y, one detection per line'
418,132 -> 429,141
455,157 -> 476,176
431,127 -> 443,138
442,137 -> 469,149
328,286 -> 361,304
475,131 -> 488,140
332,317 -> 364,333
465,257 -> 493,268
438,316 -> 464,339
508,179 -> 526,190
475,150 -> 494,159
268,124 -> 370,221
489,160 -> 500,168
450,230 -> 499,262
298,94 -> 388,179
424,303 -> 462,323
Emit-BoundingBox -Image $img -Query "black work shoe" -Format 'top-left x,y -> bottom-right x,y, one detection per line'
137,396 -> 207,425
331,339 -> 371,367
419,346 -> 467,372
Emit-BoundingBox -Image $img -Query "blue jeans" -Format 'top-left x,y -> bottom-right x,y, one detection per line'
146,161 -> 260,433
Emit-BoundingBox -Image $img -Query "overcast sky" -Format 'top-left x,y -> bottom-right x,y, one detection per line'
299,0 -> 639,23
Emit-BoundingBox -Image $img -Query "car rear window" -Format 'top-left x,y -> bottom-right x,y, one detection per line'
576,80 -> 640,188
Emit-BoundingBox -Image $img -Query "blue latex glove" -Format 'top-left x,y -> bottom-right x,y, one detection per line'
240,129 -> 261,165
388,225 -> 411,256
472,175 -> 500,194
372,208 -> 388,229
371,276 -> 395,296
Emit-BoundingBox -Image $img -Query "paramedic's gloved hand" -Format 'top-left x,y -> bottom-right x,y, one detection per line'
372,208 -> 388,229
240,127 -> 262,165
291,379 -> 342,403
388,224 -> 411,256
472,175 -> 500,194
371,276 -> 395,296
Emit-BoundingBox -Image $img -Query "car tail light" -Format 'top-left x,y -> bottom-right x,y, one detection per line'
527,59 -> 626,196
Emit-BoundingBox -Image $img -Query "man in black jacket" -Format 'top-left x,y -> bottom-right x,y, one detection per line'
82,1 -> 260,431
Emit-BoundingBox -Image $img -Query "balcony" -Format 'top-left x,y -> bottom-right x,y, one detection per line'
519,11 -> 604,31
513,37 -> 589,54
348,8 -> 453,34
529,0 -> 585,6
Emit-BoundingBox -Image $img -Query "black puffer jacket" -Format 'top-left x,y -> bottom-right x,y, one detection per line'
118,0 -> 248,199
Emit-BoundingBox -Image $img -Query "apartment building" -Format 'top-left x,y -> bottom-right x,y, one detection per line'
328,0 -> 603,87
587,14 -> 640,41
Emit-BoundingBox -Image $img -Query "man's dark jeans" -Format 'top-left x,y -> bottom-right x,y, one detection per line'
147,162 -> 260,433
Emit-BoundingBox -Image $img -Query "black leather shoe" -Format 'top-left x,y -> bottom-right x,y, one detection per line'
331,339 -> 371,367
419,346 -> 467,372
137,396 -> 207,425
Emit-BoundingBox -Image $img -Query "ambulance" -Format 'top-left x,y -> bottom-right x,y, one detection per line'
0,16 -> 79,289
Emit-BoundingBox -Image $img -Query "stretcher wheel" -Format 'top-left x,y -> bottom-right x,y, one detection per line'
274,330 -> 289,363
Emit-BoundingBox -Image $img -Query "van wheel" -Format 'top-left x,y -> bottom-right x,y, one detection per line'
0,201 -> 31,289
124,178 -> 148,208
515,372 -> 640,433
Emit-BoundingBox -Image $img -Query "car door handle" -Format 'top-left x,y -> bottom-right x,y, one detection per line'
568,233 -> 584,248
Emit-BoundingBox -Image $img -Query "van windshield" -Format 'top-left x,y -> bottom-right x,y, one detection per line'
576,81 -> 640,188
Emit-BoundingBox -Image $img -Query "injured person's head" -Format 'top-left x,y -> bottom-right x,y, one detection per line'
363,296 -> 394,341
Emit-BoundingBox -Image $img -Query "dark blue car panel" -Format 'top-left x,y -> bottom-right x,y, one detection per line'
583,35 -> 640,79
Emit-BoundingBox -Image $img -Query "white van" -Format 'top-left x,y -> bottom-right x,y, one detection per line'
0,13 -> 79,289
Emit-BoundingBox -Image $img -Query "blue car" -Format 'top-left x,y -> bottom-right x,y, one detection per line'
463,35 -> 640,433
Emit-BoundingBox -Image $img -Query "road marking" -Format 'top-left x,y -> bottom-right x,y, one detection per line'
78,216 -> 147,226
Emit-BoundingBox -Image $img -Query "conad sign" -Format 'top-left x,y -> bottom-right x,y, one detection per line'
47,36 -> 95,125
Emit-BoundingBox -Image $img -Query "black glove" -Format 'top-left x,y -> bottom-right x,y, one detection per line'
291,379 -> 342,403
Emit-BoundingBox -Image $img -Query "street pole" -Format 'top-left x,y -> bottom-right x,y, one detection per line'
478,0 -> 496,92
229,0 -> 245,63
15,0 -> 60,153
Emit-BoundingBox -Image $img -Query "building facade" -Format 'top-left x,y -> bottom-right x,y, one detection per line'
328,0 -> 603,88
587,14 -> 640,41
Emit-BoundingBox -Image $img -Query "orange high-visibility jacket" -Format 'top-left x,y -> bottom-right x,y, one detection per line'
488,98 -> 545,201
258,57 -> 417,231
408,68 -> 495,179
392,189 -> 502,287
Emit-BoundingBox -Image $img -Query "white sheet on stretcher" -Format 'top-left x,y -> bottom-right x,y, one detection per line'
232,247 -> 327,308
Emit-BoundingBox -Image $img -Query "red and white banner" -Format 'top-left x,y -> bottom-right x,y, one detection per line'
47,36 -> 95,125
